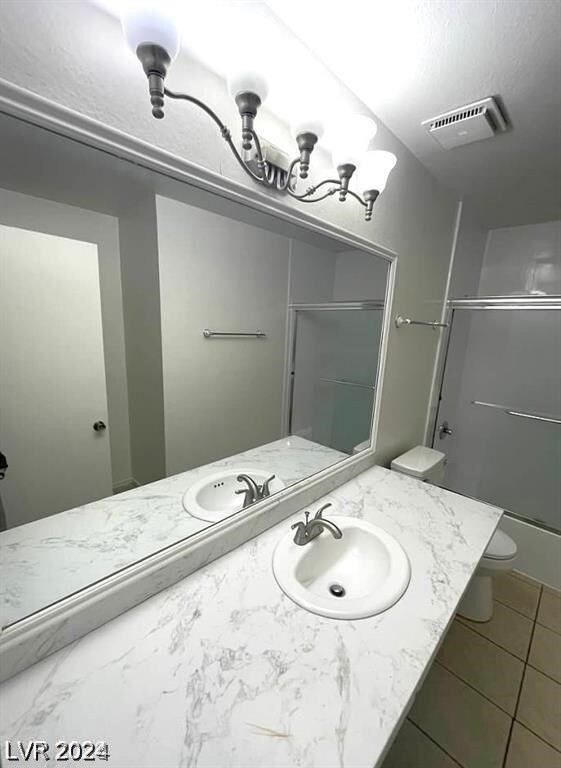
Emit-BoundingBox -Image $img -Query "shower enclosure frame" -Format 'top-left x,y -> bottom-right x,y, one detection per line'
284,300 -> 385,443
429,293 -> 561,533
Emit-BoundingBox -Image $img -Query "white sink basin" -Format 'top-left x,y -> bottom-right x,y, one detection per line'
273,515 -> 410,619
182,468 -> 285,523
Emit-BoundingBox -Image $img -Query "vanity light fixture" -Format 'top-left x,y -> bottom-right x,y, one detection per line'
121,5 -> 396,221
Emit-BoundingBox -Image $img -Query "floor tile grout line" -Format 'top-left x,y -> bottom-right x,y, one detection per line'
494,594 -> 539,622
525,588 -> 540,665
510,572 -> 561,597
513,715 -> 561,754
490,582 -> 561,636
535,584 -> 561,636
435,655 -> 521,718
501,587 -> 541,768
434,660 -> 517,720
503,665 -> 528,768
455,614 -> 530,663
453,615 -> 529,664
523,589 -> 560,752
526,658 -> 561,686
388,579 -> 558,768
540,582 -> 561,598
405,717 -> 463,767
534,617 -> 561,636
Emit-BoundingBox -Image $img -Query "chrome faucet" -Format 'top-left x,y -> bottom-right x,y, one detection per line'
291,503 -> 343,546
235,473 -> 276,509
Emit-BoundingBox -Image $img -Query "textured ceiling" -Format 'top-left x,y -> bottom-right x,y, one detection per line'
269,0 -> 561,228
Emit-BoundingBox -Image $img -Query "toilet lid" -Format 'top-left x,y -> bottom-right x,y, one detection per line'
485,530 -> 517,560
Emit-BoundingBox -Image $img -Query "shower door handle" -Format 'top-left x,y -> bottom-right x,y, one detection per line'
438,420 -> 454,439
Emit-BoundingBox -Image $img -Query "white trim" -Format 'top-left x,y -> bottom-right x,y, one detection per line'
423,200 -> 462,445
280,238 -> 294,436
112,477 -> 140,494
0,79 -> 397,682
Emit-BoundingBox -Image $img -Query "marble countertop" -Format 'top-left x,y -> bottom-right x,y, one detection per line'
1,436 -> 346,627
0,465 -> 502,768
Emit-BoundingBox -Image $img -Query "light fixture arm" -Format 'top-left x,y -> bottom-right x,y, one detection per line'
128,35 -> 392,219
164,88 -> 361,206
249,129 -> 357,204
164,88 -> 266,184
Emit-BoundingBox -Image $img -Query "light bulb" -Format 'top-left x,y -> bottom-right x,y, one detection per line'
121,3 -> 181,60
329,114 -> 377,168
227,70 -> 269,102
291,118 -> 324,140
356,150 -> 397,193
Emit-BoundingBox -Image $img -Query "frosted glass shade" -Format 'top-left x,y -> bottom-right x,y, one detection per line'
291,118 -> 324,140
330,114 -> 377,167
356,150 -> 397,193
227,70 -> 269,102
121,4 -> 181,60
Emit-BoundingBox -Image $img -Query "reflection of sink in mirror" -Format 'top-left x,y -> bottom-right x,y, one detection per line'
0,106 -> 388,628
1,436 -> 342,628
273,514 -> 410,619
183,469 -> 285,523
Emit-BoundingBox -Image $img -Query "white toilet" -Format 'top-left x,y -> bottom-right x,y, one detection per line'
391,445 -> 517,622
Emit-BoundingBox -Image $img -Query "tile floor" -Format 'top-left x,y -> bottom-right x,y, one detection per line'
382,571 -> 561,768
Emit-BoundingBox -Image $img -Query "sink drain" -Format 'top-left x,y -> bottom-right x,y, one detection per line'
329,583 -> 346,598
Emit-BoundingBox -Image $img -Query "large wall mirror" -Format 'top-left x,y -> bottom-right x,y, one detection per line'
0,112 -> 391,629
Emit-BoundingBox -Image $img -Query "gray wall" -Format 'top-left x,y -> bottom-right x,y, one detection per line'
333,249 -> 389,301
155,195 -> 290,474
479,219 -> 561,296
119,198 -> 166,485
449,204 -> 488,299
289,241 -> 337,304
0,187 -> 132,490
450,213 -> 561,299
0,0 -> 459,467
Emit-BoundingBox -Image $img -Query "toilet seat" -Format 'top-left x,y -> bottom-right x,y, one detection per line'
480,530 -> 517,572
484,529 -> 517,560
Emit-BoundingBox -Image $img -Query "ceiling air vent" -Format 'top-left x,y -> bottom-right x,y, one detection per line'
422,97 -> 507,149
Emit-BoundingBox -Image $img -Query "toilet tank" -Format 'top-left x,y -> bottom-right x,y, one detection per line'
390,446 -> 446,485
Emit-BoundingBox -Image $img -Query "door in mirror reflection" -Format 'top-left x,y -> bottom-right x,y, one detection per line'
0,225 -> 112,528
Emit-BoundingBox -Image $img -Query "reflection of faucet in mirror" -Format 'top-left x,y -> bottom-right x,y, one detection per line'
291,503 -> 343,546
235,474 -> 276,509
0,88 -> 391,649
260,475 -> 275,499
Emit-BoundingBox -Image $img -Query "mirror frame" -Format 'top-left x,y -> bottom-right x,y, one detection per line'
0,77 -> 397,681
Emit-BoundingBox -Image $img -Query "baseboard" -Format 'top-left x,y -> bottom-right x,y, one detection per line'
501,514 -> 561,591
112,477 -> 140,495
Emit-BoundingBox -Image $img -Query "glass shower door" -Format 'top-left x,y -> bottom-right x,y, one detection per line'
290,307 -> 384,454
434,307 -> 561,532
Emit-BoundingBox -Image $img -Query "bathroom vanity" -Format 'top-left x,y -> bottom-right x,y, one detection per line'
0,59 -> 500,768
0,466 -> 502,768
1,0 -> 560,764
